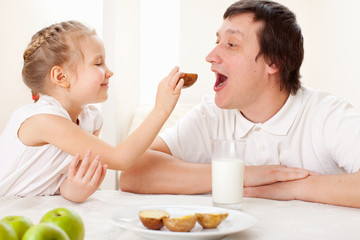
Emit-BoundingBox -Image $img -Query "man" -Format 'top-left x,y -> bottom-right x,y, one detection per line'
120,0 -> 360,208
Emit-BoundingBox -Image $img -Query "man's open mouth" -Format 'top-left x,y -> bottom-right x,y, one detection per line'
214,73 -> 228,90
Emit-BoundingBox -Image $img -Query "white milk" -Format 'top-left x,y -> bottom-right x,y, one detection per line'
212,159 -> 244,209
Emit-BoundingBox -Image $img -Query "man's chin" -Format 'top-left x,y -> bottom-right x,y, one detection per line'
214,96 -> 230,109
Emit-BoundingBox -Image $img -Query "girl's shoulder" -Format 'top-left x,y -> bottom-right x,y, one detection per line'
14,95 -> 70,121
5,96 -> 70,133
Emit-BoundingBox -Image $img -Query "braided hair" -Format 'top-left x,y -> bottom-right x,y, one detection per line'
22,21 -> 95,102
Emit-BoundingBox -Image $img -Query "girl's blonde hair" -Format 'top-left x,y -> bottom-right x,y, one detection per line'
22,20 -> 96,102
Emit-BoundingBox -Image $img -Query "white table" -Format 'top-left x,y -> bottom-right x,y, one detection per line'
1,190 -> 359,240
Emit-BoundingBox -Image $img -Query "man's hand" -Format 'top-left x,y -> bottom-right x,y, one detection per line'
60,150 -> 107,203
244,165 -> 314,187
243,165 -> 313,201
244,179 -> 300,200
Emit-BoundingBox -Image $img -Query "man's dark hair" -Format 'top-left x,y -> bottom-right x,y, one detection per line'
224,0 -> 304,94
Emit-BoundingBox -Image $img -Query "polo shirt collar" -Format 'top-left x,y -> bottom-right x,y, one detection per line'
235,88 -> 303,137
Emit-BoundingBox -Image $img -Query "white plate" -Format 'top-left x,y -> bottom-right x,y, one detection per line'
110,205 -> 257,240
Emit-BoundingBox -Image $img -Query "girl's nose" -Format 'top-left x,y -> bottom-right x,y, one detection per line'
105,70 -> 113,78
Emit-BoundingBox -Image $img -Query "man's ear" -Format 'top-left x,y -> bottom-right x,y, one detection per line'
267,63 -> 280,75
50,66 -> 70,88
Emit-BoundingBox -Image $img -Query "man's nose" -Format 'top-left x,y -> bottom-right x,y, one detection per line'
206,46 -> 221,64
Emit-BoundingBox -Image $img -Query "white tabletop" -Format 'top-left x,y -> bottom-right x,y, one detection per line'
1,190 -> 359,240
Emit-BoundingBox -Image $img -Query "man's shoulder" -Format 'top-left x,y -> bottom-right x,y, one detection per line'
300,86 -> 358,122
302,86 -> 349,107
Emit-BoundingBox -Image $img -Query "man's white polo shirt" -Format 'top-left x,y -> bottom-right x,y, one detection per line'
160,86 -> 360,174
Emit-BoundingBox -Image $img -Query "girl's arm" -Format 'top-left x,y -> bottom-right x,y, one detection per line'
18,67 -> 184,170
117,66 -> 184,168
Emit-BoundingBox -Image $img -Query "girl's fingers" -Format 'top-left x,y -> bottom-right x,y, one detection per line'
161,66 -> 180,85
83,155 -> 100,182
96,165 -> 108,189
77,150 -> 92,177
68,154 -> 80,178
173,78 -> 184,94
75,160 -> 82,173
169,72 -> 183,89
167,66 -> 180,79
90,161 -> 105,187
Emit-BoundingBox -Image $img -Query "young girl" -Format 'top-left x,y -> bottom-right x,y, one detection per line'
0,21 -> 184,202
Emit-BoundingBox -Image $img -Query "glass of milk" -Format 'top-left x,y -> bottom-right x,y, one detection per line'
211,139 -> 245,209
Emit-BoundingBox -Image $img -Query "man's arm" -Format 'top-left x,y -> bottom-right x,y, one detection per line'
120,137 -> 311,194
244,171 -> 360,208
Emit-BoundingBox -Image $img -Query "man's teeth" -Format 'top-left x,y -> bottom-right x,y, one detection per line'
218,82 -> 224,87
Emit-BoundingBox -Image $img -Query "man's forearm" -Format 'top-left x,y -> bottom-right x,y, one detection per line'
120,149 -> 212,194
244,171 -> 360,208
296,172 -> 360,207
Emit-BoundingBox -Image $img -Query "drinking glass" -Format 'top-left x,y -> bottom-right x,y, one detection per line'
211,139 -> 246,209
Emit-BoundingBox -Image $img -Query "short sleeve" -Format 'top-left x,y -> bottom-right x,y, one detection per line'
314,94 -> 360,173
159,99 -> 214,164
78,105 -> 103,134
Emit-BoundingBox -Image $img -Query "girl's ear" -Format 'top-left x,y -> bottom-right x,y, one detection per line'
50,66 -> 70,88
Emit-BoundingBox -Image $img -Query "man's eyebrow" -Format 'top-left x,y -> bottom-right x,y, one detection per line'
225,29 -> 244,37
216,29 -> 244,38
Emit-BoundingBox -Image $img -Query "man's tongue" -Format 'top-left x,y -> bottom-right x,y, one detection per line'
215,74 -> 228,90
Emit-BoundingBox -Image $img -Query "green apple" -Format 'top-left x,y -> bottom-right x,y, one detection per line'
1,215 -> 33,239
22,223 -> 69,240
40,208 -> 85,240
0,221 -> 18,240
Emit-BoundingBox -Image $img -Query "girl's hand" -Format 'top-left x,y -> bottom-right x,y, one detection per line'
60,150 -> 107,203
154,66 -> 184,116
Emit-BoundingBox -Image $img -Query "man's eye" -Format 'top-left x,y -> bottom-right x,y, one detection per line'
95,63 -> 102,66
228,43 -> 236,47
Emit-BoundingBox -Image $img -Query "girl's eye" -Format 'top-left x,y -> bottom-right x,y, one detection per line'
95,63 -> 102,66
228,43 -> 236,48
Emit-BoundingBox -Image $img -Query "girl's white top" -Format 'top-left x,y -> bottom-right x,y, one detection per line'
0,95 -> 103,197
